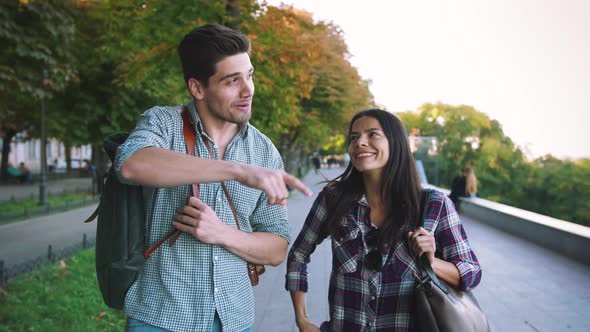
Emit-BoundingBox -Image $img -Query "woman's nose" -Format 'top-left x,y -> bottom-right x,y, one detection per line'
356,136 -> 368,147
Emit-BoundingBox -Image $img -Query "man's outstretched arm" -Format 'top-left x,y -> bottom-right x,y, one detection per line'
120,147 -> 311,205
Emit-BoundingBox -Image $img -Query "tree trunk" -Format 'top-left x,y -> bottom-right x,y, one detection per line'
0,130 -> 16,182
65,143 -> 72,172
225,0 -> 241,29
92,144 -> 109,194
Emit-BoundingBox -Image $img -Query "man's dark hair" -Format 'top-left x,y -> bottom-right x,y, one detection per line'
177,23 -> 251,87
321,109 -> 422,250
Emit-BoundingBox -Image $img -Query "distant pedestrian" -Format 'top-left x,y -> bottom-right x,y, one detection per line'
85,160 -> 98,194
465,167 -> 478,197
18,162 -> 32,184
311,154 -> 321,174
449,166 -> 478,211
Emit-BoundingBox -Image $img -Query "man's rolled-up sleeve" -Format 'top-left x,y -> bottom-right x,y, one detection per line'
114,107 -> 175,185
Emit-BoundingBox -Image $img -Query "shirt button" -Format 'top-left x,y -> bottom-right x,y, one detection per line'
217,197 -> 221,202
214,256 -> 218,261
371,296 -> 376,300
214,287 -> 219,293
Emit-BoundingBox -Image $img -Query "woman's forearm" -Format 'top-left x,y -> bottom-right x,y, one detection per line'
290,290 -> 309,322
431,258 -> 461,288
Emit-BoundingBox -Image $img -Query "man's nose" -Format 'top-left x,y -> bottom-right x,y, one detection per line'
240,78 -> 254,97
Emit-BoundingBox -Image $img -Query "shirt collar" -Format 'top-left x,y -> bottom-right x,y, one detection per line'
358,194 -> 370,207
185,99 -> 250,139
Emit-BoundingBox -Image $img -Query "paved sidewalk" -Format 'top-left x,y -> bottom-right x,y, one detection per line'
253,167 -> 590,332
1,168 -> 589,331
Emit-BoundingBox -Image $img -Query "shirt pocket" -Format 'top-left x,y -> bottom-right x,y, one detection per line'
383,241 -> 418,281
331,218 -> 361,274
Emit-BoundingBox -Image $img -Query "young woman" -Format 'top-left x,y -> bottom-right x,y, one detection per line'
286,109 -> 482,332
449,166 -> 478,210
465,167 -> 478,198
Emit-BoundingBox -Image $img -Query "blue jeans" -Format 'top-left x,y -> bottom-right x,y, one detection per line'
125,314 -> 251,332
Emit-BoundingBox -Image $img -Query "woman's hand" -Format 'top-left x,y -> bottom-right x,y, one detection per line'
407,227 -> 436,264
296,317 -> 321,332
407,227 -> 462,288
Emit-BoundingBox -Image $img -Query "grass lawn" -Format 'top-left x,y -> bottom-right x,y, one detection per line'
0,192 -> 98,225
0,249 -> 125,331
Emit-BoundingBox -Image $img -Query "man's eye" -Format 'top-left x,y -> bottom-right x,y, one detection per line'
227,77 -> 239,85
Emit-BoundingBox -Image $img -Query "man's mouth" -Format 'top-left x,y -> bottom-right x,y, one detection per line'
233,101 -> 251,111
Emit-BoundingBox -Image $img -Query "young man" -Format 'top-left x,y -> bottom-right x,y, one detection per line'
115,24 -> 312,332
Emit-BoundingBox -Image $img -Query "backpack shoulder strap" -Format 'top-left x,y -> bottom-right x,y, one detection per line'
83,205 -> 100,223
181,107 -> 199,198
145,107 -> 200,255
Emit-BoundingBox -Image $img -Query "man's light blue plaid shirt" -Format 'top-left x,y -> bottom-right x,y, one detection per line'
114,101 -> 290,332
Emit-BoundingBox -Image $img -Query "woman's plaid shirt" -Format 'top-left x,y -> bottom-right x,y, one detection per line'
286,187 -> 482,332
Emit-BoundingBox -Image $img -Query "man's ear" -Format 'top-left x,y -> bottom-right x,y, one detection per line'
188,78 -> 205,100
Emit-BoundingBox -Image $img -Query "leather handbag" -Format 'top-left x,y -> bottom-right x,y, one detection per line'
414,192 -> 490,332
182,108 -> 265,286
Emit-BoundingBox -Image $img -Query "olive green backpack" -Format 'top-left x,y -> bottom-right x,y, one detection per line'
84,133 -> 146,310
84,110 -> 201,310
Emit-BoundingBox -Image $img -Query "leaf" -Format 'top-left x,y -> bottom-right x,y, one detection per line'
95,311 -> 107,321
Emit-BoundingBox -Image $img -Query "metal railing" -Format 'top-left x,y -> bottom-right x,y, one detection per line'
0,233 -> 96,284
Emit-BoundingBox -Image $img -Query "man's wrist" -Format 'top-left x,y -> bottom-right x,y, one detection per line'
227,161 -> 246,183
216,223 -> 238,247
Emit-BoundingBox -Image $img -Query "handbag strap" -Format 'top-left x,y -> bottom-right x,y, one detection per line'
416,189 -> 450,294
143,108 -> 200,258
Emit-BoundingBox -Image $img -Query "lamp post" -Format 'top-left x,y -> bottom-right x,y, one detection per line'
39,69 -> 48,206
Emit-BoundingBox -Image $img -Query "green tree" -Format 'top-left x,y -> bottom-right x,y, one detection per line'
398,103 -> 493,187
399,102 -> 589,226
0,0 -> 77,181
524,156 -> 590,226
245,5 -> 373,172
45,0 -> 232,174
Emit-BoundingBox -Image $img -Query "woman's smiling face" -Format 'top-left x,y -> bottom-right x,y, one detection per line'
348,116 -> 390,176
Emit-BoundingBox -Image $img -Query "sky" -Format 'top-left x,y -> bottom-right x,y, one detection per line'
265,0 -> 590,160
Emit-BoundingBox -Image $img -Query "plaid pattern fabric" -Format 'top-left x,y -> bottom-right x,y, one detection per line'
286,187 -> 481,332
115,101 -> 289,332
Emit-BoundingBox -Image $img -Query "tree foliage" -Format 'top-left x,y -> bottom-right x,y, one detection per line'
245,5 -> 373,170
398,102 -> 589,226
3,1 -> 585,226
0,0 -> 77,180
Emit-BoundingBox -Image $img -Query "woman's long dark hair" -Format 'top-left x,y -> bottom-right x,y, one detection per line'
321,109 -> 423,251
